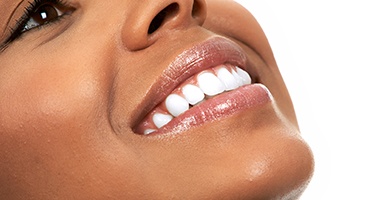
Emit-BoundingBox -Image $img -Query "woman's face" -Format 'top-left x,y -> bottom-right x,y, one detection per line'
0,0 -> 313,199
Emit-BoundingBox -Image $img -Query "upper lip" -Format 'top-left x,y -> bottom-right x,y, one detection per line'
131,36 -> 257,129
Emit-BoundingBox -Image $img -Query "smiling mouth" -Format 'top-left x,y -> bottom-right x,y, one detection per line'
135,64 -> 252,135
132,37 -> 272,135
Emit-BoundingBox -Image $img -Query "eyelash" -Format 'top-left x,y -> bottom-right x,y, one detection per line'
3,0 -> 73,48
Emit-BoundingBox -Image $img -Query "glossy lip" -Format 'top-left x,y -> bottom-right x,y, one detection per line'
131,36 -> 261,132
154,84 -> 272,135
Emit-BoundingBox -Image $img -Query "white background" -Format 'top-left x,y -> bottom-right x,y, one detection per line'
235,0 -> 375,199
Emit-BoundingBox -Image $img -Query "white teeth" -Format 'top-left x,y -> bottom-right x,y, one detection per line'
236,67 -> 252,85
217,67 -> 240,91
144,129 -> 156,135
153,113 -> 173,128
146,66 -> 253,133
182,84 -> 205,105
197,72 -> 225,96
165,94 -> 189,117
231,69 -> 244,87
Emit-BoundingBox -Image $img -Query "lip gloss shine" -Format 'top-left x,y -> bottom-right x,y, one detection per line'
132,36 -> 270,135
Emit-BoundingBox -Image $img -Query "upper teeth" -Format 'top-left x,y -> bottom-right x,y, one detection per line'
182,84 -> 205,105
143,65 -> 252,135
197,72 -> 226,96
165,94 -> 190,117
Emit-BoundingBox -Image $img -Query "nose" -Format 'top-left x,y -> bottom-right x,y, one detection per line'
121,0 -> 207,51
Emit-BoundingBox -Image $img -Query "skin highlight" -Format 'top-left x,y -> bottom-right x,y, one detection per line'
0,0 -> 314,199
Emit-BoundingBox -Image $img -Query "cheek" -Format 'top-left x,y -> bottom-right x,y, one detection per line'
204,0 -> 276,67
0,65 -> 101,131
0,51 -> 112,171
0,52 -> 146,198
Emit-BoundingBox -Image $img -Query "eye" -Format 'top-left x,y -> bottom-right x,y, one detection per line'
0,0 -> 75,52
22,3 -> 69,32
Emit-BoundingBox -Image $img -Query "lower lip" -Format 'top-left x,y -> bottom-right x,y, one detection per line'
149,83 -> 273,135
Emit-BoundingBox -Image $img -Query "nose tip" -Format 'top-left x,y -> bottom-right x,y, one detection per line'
121,0 -> 207,51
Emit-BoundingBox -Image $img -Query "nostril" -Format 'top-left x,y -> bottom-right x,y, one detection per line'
192,0 -> 204,20
148,3 -> 179,34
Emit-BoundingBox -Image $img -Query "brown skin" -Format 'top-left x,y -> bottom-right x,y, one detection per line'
0,0 -> 314,199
